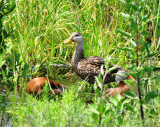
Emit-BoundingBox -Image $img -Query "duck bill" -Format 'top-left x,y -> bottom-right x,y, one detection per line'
127,75 -> 136,81
63,38 -> 72,44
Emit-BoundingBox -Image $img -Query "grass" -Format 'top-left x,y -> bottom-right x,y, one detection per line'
0,0 -> 160,126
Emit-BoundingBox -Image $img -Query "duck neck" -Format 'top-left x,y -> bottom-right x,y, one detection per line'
71,42 -> 84,68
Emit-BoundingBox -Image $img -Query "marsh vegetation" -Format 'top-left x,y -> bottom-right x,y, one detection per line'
0,0 -> 160,126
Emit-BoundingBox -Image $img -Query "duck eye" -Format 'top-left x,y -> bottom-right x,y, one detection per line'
74,34 -> 80,37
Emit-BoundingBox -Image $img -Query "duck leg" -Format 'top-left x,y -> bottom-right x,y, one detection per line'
105,81 -> 130,97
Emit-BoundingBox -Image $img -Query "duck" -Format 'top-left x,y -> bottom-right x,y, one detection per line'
63,32 -> 135,96
26,77 -> 68,95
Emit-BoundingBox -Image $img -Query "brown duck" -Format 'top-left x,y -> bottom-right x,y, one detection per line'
63,32 -> 135,96
26,77 -> 68,95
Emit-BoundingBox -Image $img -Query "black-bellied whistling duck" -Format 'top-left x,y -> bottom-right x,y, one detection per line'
26,77 -> 68,95
105,81 -> 130,97
63,32 -> 135,96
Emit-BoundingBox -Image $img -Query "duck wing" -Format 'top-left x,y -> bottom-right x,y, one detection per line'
75,56 -> 130,84
77,56 -> 105,73
76,56 -> 125,76
87,56 -> 105,66
73,56 -> 104,83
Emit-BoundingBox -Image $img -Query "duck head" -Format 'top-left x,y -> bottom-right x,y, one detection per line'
63,32 -> 83,47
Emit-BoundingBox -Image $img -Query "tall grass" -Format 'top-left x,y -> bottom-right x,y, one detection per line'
1,0 -> 160,126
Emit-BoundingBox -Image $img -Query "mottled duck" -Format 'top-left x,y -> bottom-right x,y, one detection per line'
63,32 -> 135,96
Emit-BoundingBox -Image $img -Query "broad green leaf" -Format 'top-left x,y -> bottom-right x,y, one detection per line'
123,91 -> 137,99
104,114 -> 113,123
92,113 -> 99,122
127,3 -> 138,11
140,99 -> 145,105
109,97 -> 119,106
122,98 -> 131,104
141,31 -> 152,38
119,117 -> 124,125
98,104 -> 106,114
100,65 -> 104,75
95,76 -> 102,89
126,105 -> 134,113
117,29 -> 132,37
120,12 -> 130,19
144,66 -> 160,72
89,105 -> 99,114
139,69 -> 145,77
131,18 -> 138,32
98,74 -> 103,84
152,67 -> 160,72
4,67 -> 9,76
149,109 -> 157,117
2,70 -> 5,78
104,57 -> 111,68
117,94 -> 123,101
145,52 -> 159,58
108,66 -> 117,73
105,109 -> 111,115
117,101 -> 122,110
151,76 -> 159,80
0,58 -> 5,68
145,92 -> 158,104
143,65 -> 151,72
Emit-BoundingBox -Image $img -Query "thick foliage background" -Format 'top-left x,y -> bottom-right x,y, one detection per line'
0,0 -> 160,127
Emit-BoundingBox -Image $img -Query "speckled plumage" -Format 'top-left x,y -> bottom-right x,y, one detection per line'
64,32 -> 131,84
71,44 -> 128,84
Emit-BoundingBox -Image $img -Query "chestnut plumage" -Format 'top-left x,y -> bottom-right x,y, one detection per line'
26,77 -> 68,95
105,81 -> 130,97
